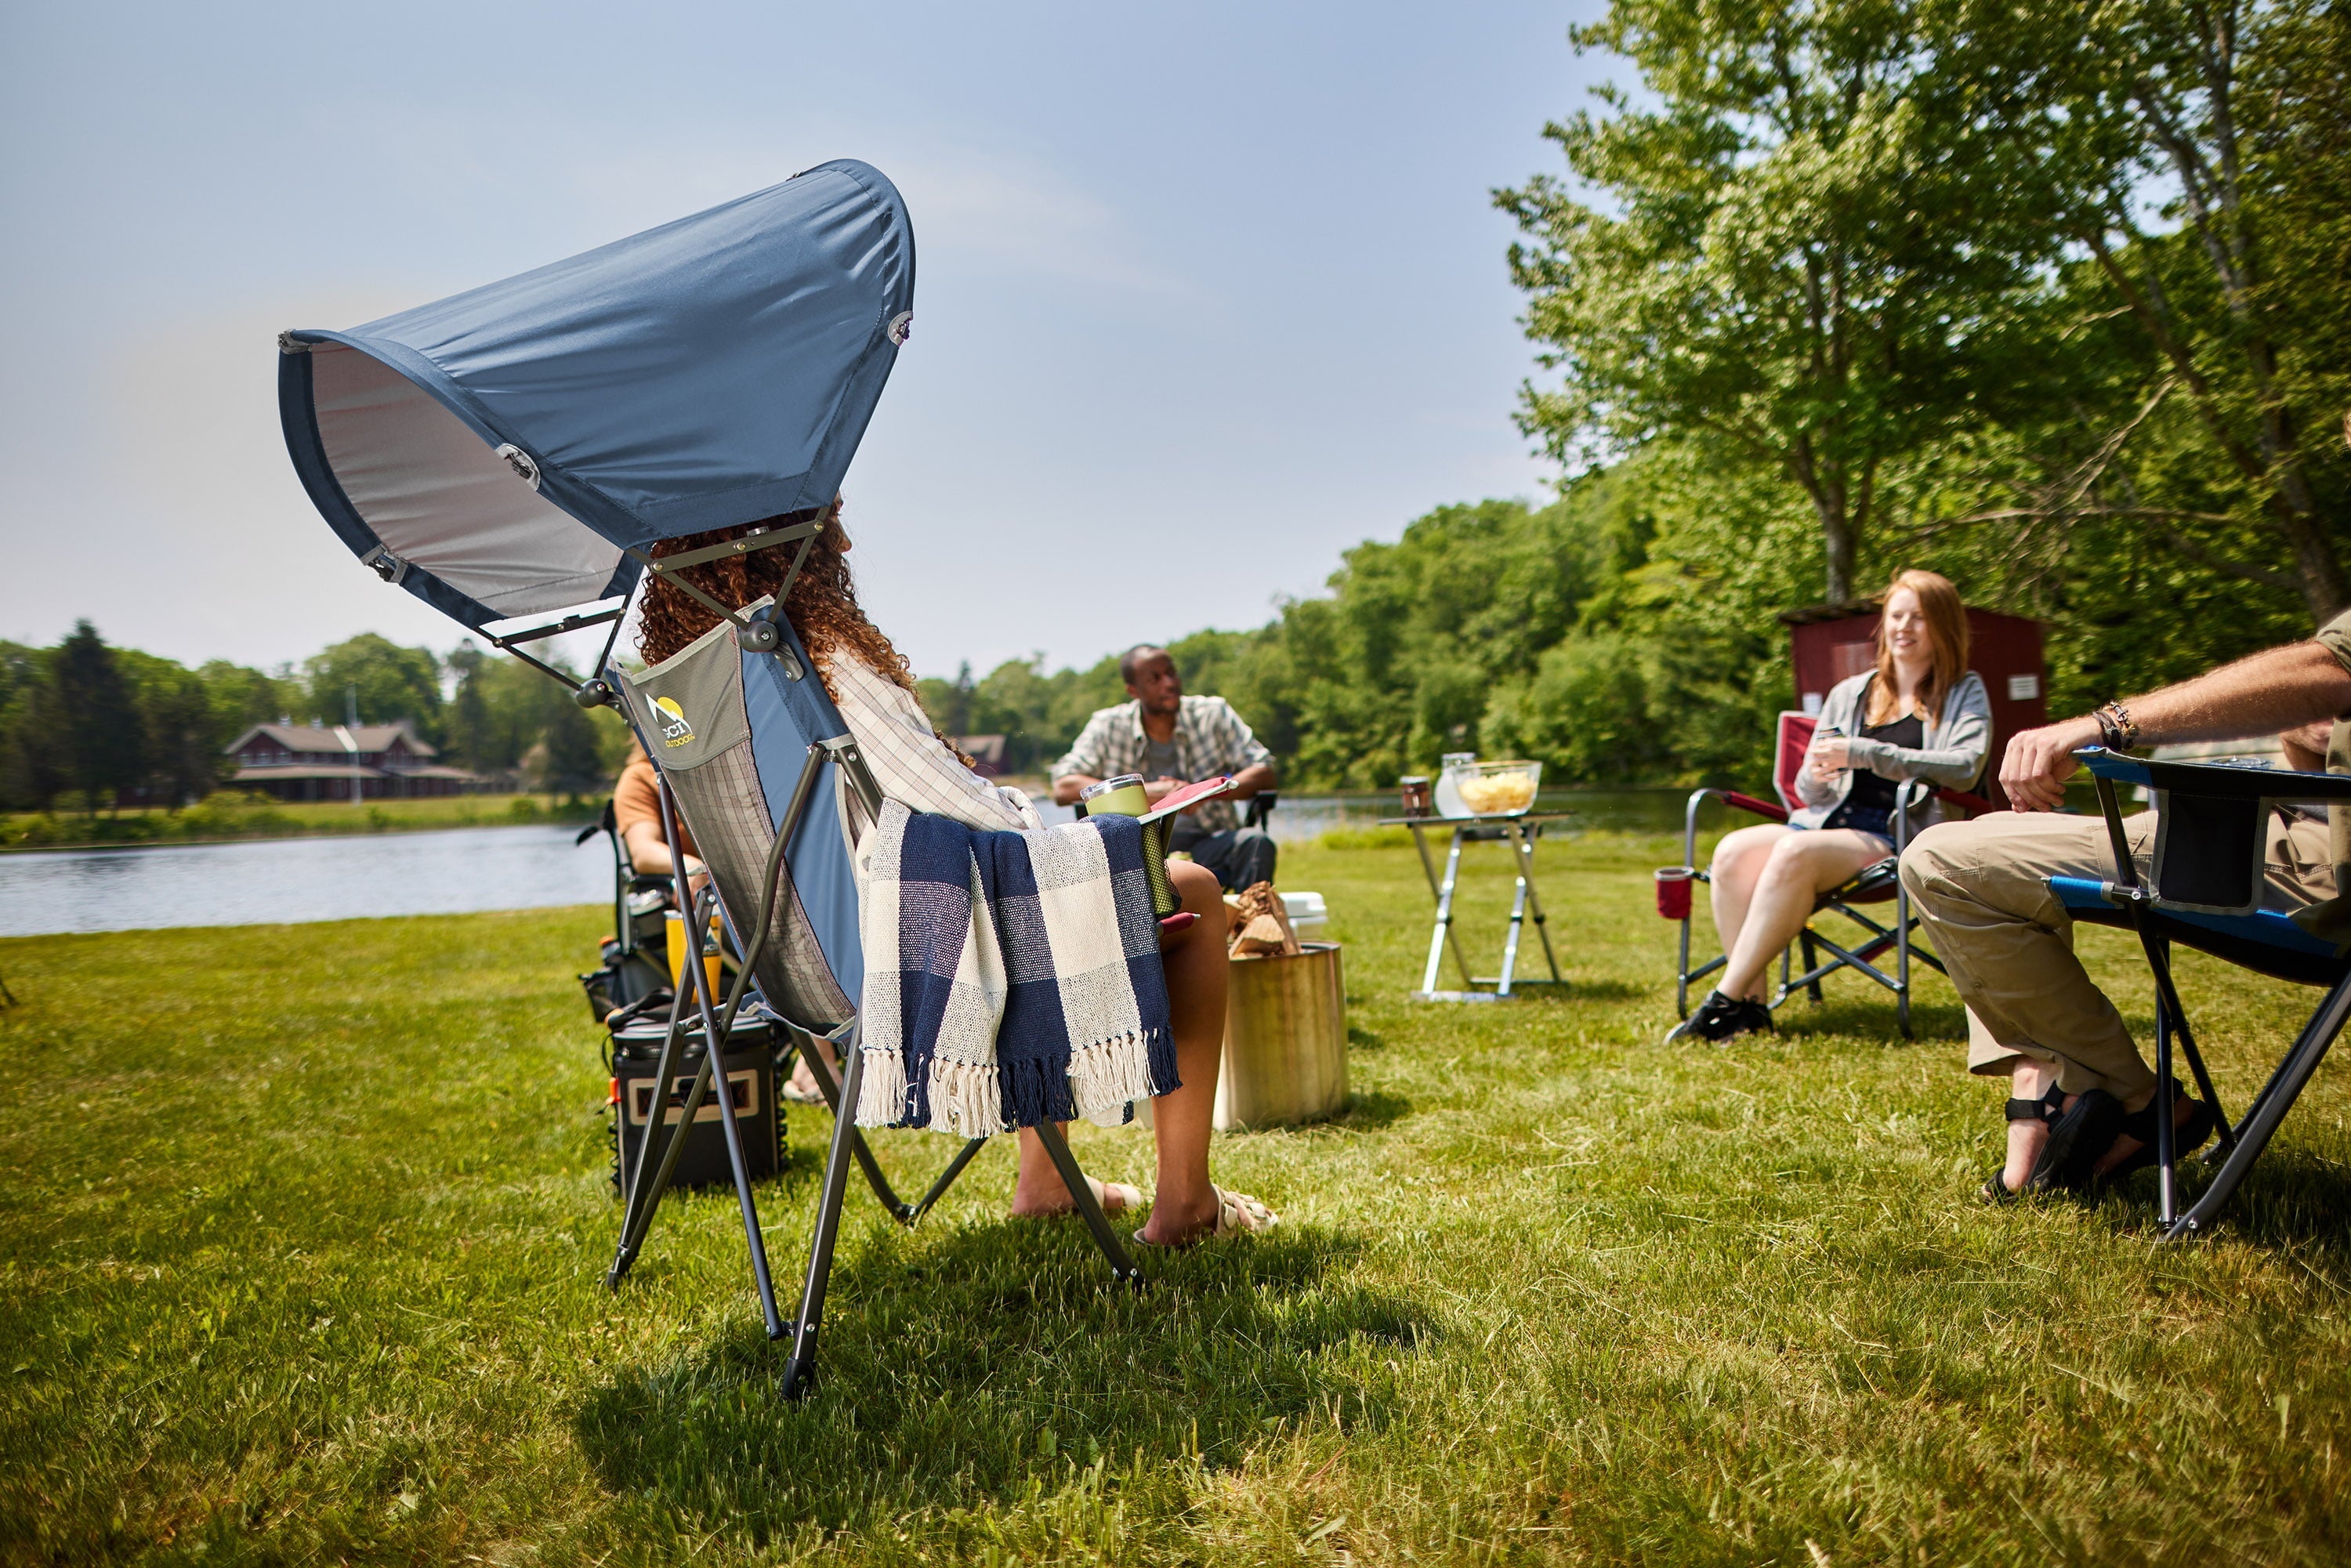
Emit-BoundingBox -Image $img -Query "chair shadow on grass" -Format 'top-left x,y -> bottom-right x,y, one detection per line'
2098,1146 -> 2351,1265
1762,991 -> 1969,1045
571,1218 -> 1432,1534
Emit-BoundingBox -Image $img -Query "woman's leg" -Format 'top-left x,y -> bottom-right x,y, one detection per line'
1708,824 -> 1793,969
1719,830 -> 1888,1002
1011,860 -> 1228,1238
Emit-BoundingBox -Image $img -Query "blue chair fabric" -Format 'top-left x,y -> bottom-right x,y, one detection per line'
2051,748 -> 2351,1237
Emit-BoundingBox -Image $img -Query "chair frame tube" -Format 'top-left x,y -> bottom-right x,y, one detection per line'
1672,782 -> 1947,1033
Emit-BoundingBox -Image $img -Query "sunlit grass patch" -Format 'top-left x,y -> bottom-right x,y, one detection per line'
2,834 -> 2348,1563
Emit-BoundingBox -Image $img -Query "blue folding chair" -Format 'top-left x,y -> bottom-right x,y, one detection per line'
276,160 -> 1140,1398
2050,748 -> 2351,1238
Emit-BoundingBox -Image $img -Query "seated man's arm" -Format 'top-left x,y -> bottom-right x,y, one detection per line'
1050,712 -> 1115,806
1229,761 -> 1277,799
1208,698 -> 1277,800
2002,639 -> 2351,811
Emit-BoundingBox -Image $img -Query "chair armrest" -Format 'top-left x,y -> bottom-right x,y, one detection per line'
1679,786 -> 1790,867
2078,746 -> 2351,802
1937,788 -> 1995,816
1715,789 -> 1790,823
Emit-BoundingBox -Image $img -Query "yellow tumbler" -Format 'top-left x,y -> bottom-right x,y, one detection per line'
664,910 -> 723,1000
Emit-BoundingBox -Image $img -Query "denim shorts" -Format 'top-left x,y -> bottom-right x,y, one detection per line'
1807,802 -> 1893,849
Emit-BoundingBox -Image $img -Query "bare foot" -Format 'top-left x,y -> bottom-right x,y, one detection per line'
1135,1192 -> 1222,1247
1998,1116 -> 2051,1195
1009,1173 -> 1142,1220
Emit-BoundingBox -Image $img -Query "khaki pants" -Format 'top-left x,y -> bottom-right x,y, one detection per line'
1898,809 -> 2335,1097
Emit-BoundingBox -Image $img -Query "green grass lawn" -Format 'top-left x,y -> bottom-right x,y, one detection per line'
4,831 -> 2349,1564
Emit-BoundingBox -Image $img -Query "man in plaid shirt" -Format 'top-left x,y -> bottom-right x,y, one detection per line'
1052,646 -> 1280,892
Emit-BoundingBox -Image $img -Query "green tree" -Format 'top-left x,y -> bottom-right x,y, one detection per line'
50,621 -> 145,816
118,650 -> 221,806
302,634 -> 444,743
535,695 -> 607,798
1968,0 -> 2351,623
197,659 -> 292,742
1498,0 -> 2069,604
443,642 -> 503,773
0,641 -> 64,812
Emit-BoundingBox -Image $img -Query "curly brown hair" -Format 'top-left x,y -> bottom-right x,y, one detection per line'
634,499 -> 916,692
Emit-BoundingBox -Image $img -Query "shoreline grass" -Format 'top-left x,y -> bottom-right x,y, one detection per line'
3,831 -> 2348,1563
0,792 -> 602,853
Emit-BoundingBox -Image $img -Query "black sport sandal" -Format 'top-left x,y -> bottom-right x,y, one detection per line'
2094,1081 -> 2219,1188
2026,1088 -> 2125,1193
1980,1083 -> 2066,1204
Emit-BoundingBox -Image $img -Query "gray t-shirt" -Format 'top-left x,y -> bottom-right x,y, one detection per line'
1142,735 -> 1181,782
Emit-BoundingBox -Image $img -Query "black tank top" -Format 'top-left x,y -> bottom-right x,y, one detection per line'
1839,683 -> 1924,817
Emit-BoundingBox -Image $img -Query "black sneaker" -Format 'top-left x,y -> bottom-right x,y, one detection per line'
1664,990 -> 1774,1045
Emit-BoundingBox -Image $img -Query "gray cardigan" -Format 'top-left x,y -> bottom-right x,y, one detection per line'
1789,668 -> 1992,831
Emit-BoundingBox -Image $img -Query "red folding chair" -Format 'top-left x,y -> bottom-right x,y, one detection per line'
1662,712 -> 1991,1037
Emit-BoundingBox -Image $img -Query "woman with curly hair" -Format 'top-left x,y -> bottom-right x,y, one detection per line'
629,498 -> 1276,1247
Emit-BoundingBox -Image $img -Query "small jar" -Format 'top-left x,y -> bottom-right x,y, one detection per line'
1398,776 -> 1431,817
1080,773 -> 1150,817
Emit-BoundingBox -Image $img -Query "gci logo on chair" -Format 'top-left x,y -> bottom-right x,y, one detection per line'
654,697 -> 695,748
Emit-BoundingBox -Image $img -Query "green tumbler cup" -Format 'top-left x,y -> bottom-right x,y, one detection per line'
1081,774 -> 1179,918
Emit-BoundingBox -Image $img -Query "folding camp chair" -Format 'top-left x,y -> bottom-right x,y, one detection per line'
1669,710 -> 1992,1035
574,801 -> 678,1023
2049,748 -> 2351,1239
275,160 -> 1147,1397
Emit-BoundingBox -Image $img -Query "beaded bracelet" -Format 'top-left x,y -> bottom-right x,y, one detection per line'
2094,701 -> 2139,751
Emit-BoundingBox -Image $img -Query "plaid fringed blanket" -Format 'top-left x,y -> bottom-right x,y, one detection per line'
853,799 -> 1178,1135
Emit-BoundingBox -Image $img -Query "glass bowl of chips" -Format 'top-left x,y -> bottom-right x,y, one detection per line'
1440,759 -> 1542,817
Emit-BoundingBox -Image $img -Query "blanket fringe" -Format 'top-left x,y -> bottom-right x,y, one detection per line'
924,1057 -> 1008,1138
1063,1027 -> 1168,1123
853,1045 -> 909,1128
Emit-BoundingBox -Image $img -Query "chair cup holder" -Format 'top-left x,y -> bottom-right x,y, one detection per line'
1656,867 -> 1696,922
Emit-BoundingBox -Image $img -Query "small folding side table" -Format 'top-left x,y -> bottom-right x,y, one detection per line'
1381,811 -> 1573,1002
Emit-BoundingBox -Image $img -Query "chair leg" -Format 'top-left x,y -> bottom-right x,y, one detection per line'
2154,980 -> 2178,1225
2137,931 -> 2236,1156
781,1039 -> 868,1399
1801,932 -> 1824,1004
1676,911 -> 1692,1018
795,1025 -> 921,1222
1894,901 -> 1911,1040
2165,969 -> 2351,1240
1032,1121 -> 1140,1284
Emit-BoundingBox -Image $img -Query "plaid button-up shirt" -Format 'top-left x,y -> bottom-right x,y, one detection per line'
1051,695 -> 1273,833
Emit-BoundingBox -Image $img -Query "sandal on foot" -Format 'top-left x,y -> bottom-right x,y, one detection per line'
2095,1081 -> 2218,1188
1132,1185 -> 1278,1248
2026,1088 -> 2124,1193
1980,1084 -> 2066,1204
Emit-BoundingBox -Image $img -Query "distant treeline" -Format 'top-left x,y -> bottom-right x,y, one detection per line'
922,0 -> 2349,792
0,624 -> 630,815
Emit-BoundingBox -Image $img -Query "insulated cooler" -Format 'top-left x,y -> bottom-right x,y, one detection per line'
610,1016 -> 781,1191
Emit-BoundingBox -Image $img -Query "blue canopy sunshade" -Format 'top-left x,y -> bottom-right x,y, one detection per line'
277,158 -> 915,646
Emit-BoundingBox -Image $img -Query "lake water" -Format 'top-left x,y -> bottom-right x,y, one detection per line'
0,789 -> 1708,936
0,826 -> 614,937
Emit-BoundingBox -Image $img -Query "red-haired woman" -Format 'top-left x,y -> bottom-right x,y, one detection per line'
1669,570 -> 1991,1044
634,500 -> 1276,1247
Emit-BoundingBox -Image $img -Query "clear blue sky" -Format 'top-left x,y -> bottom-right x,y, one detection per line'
0,1 -> 1612,682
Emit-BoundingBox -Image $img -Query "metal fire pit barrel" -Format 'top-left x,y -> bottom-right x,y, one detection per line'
1214,941 -> 1347,1130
